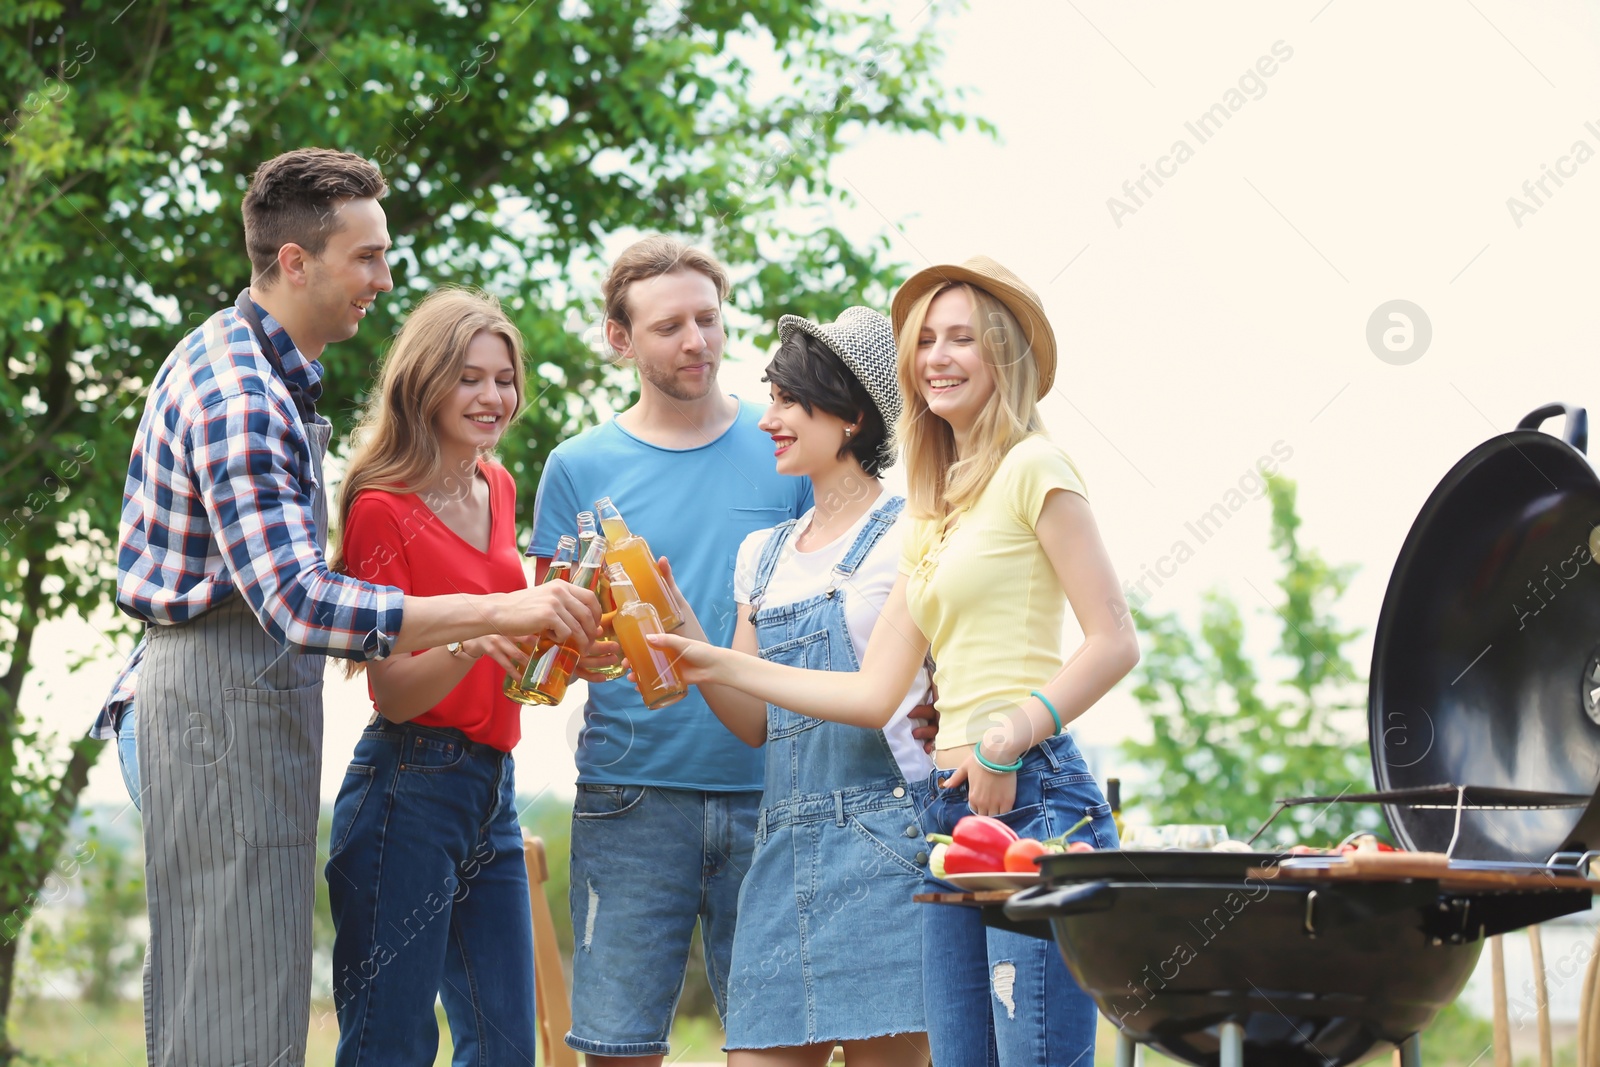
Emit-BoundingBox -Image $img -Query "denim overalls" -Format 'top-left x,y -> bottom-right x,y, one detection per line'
722,496 -> 930,1049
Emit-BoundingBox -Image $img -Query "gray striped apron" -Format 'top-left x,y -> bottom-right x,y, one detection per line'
137,415 -> 332,1067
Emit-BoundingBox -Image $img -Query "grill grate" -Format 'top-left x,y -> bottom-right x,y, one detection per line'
1246,785 -> 1594,853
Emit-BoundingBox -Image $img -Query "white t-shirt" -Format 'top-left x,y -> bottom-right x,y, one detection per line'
733,496 -> 936,784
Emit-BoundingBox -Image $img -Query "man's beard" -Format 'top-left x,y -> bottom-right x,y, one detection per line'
638,358 -> 718,402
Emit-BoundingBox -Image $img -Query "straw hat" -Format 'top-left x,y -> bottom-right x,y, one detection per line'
890,255 -> 1056,398
777,307 -> 900,469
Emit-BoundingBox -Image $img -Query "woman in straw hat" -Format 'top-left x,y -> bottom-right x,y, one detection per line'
653,306 -> 933,1064
651,259 -> 1138,1064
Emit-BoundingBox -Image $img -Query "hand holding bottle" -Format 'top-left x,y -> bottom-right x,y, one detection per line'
639,629 -> 728,687
576,631 -> 624,682
461,634 -> 534,675
494,581 -> 601,648
653,557 -> 701,638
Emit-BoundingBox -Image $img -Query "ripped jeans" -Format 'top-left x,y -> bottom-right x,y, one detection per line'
921,733 -> 1118,1066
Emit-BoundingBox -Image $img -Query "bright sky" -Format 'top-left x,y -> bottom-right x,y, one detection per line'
27,0 -> 1600,812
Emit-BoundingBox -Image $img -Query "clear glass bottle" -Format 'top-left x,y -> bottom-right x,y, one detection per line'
594,496 -> 682,632
577,510 -> 625,681
504,535 -> 582,706
509,535 -> 610,707
605,563 -> 686,710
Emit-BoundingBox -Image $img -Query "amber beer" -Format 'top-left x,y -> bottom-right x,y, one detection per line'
504,535 -> 579,706
605,564 -> 686,709
577,510 -> 626,681
594,496 -> 683,632
511,535 -> 610,707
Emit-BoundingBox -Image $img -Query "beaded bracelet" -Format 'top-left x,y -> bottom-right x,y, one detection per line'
1032,689 -> 1064,736
973,741 -> 1024,774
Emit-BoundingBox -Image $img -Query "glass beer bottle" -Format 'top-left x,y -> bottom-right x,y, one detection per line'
594,496 -> 682,632
508,535 -> 609,707
605,563 -> 686,709
504,535 -> 576,703
577,510 -> 626,681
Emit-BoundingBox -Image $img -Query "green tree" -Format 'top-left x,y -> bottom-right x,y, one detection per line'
22,827 -> 145,1009
1122,476 -> 1379,847
0,1 -> 980,1055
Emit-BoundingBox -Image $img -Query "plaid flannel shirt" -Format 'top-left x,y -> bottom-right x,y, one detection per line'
91,300 -> 404,739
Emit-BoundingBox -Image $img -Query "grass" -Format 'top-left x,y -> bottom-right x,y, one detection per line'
5,997 -> 1565,1067
6,999 -> 730,1066
1089,1001 -> 1556,1067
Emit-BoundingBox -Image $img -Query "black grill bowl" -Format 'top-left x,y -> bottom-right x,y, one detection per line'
1008,873 -> 1481,1067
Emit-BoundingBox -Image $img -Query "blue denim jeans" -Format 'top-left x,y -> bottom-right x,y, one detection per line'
116,705 -> 140,810
921,733 -> 1117,1066
326,720 -> 536,1067
566,784 -> 759,1057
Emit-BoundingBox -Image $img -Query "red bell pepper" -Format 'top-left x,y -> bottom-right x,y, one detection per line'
939,815 -> 1019,873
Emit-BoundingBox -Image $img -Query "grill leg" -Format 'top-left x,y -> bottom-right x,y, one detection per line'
1115,1029 -> 1137,1067
1399,1033 -> 1422,1067
1220,1021 -> 1245,1067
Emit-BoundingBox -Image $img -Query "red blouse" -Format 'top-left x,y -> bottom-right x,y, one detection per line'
341,460 -> 528,751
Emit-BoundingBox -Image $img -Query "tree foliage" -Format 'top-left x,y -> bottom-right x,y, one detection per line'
0,0 -> 979,1052
1122,476 -> 1380,847
21,826 -> 145,1009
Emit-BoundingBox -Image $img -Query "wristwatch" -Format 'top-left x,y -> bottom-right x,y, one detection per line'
447,641 -> 466,658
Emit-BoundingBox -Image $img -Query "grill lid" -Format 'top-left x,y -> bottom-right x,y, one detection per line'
1369,403 -> 1600,861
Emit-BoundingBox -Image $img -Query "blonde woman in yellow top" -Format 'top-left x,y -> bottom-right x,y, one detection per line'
651,257 -> 1138,1065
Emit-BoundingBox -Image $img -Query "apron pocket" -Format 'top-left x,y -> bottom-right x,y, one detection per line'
220,683 -> 324,848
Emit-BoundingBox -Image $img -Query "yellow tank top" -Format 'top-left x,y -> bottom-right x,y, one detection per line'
900,434 -> 1088,751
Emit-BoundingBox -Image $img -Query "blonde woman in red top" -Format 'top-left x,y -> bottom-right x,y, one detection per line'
325,288 -> 600,1066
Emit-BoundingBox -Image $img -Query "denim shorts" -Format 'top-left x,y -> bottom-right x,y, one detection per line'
565,784 -> 760,1057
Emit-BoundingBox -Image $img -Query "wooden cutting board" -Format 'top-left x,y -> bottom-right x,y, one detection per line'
1258,852 -> 1599,891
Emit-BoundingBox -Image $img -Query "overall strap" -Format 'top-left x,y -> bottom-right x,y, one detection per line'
746,518 -> 801,613
234,289 -> 319,423
832,495 -> 906,584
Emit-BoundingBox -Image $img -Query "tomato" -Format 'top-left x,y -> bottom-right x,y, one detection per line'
1066,841 -> 1095,854
1004,838 -> 1049,872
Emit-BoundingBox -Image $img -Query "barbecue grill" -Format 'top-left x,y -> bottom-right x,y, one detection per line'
1002,404 -> 1600,1067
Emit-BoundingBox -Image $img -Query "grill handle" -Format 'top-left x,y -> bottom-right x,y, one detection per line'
1516,403 -> 1588,454
1003,880 -> 1116,923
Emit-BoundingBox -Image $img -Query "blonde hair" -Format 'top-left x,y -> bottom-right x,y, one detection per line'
894,282 -> 1045,519
600,235 -> 730,355
332,286 -> 526,577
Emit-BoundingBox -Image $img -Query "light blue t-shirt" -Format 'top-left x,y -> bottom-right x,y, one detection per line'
529,400 -> 813,791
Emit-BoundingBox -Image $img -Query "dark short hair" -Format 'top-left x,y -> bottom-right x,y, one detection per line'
242,149 -> 388,287
764,331 -> 888,477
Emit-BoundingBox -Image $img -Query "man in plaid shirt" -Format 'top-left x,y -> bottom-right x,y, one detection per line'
97,148 -> 599,1067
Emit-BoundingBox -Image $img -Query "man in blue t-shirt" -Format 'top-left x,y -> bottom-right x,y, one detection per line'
528,236 -> 811,1063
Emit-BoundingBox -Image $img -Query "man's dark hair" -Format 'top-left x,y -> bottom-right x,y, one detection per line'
242,149 -> 388,287
764,331 -> 889,477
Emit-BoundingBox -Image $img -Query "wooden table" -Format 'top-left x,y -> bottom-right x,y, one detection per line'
913,888 -> 1053,939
